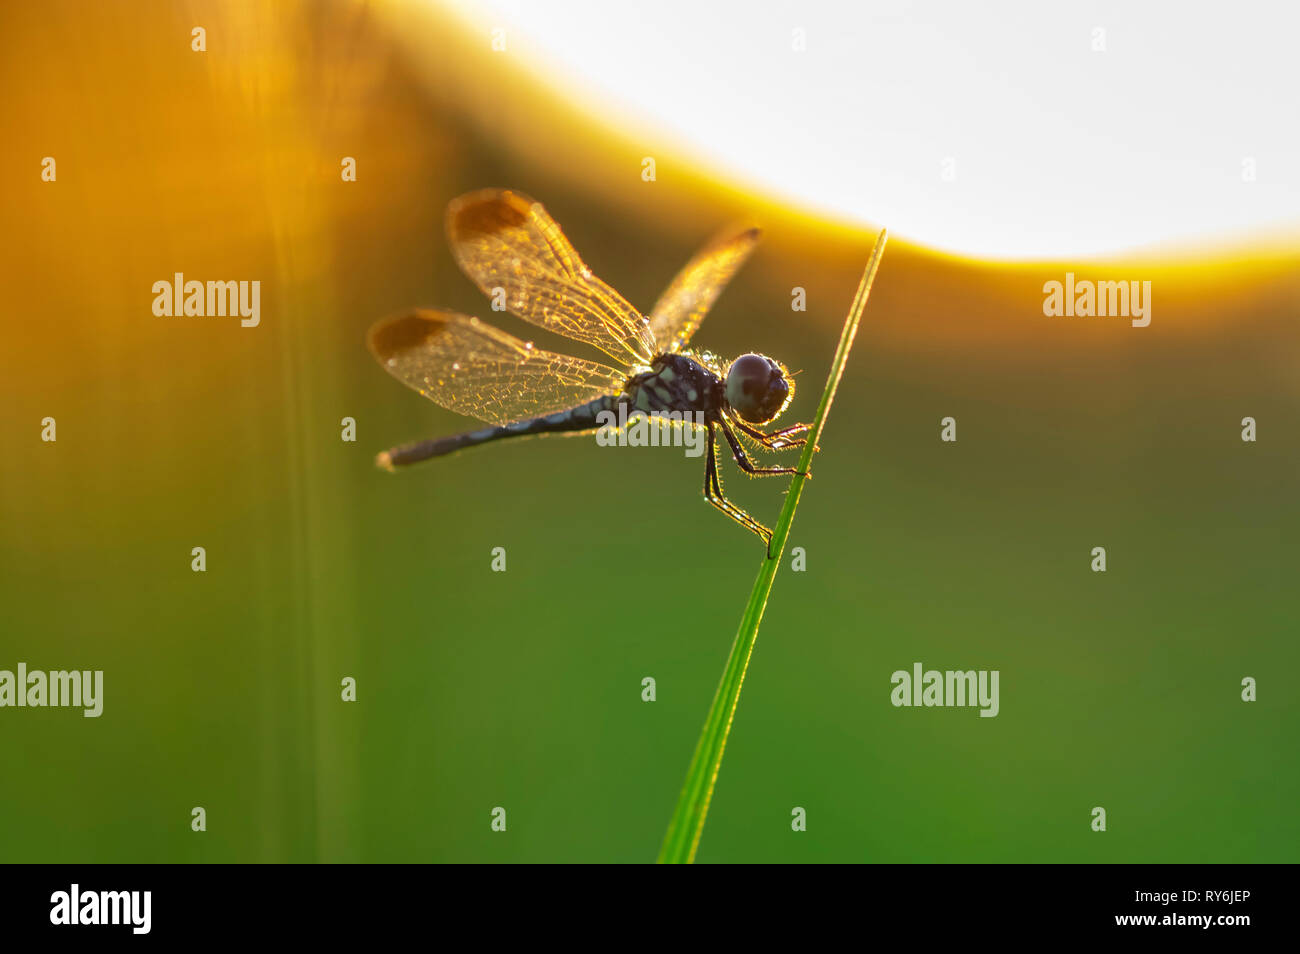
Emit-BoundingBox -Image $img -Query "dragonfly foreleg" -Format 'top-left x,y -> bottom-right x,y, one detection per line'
718,420 -> 809,479
727,416 -> 816,451
704,425 -> 773,545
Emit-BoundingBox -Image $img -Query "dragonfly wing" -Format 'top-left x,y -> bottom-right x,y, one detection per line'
368,309 -> 627,426
648,224 -> 761,354
446,189 -> 657,367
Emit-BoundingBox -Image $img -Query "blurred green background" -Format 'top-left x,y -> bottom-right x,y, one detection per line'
1,0 -> 1296,862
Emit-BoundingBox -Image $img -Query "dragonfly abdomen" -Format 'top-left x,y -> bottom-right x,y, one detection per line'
377,396 -> 616,469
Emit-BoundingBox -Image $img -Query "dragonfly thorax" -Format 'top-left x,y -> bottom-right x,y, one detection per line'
624,353 -> 724,417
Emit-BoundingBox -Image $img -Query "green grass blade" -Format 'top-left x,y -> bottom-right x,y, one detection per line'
656,228 -> 889,864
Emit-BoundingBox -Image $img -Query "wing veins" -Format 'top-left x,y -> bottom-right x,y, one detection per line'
368,309 -> 626,427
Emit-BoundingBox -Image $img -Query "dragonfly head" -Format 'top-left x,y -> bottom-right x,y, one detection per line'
724,353 -> 794,424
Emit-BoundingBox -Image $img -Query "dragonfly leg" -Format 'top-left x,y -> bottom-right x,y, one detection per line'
728,417 -> 816,451
719,420 -> 810,479
704,425 -> 773,545
764,421 -> 814,445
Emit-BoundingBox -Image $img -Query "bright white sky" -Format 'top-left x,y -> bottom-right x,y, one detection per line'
440,0 -> 1300,260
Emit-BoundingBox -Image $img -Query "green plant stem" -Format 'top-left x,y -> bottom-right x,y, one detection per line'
656,228 -> 888,864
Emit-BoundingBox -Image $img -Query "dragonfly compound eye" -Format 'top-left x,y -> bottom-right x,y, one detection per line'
725,353 -> 791,424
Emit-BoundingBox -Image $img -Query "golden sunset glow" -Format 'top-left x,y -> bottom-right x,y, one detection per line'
441,0 -> 1300,260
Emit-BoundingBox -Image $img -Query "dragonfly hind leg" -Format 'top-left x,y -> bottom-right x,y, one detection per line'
704,426 -> 773,545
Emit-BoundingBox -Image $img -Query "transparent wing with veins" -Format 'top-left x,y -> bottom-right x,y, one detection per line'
367,309 -> 626,426
446,189 -> 657,368
648,223 -> 762,354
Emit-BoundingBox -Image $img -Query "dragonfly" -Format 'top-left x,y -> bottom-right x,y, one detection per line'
368,189 -> 813,545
